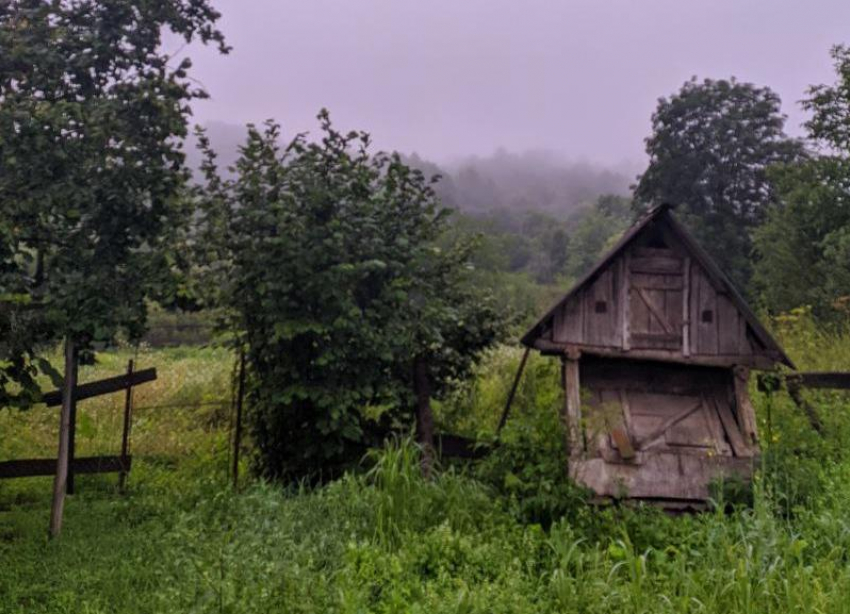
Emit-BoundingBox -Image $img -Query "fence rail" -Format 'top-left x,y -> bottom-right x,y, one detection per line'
0,363 -> 156,488
0,455 -> 131,479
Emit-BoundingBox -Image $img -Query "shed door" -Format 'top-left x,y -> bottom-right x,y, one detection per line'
628,248 -> 685,350
581,361 -> 754,462
590,389 -> 754,462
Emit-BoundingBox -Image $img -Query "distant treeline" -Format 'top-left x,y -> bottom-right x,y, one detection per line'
186,122 -> 632,218
185,124 -> 635,327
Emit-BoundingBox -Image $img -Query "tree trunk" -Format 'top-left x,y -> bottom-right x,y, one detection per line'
231,349 -> 246,490
413,356 -> 435,478
49,337 -> 76,539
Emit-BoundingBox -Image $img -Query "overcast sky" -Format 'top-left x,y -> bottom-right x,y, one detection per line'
180,0 -> 850,168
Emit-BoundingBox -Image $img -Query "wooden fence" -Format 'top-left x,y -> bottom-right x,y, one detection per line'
0,361 -> 157,492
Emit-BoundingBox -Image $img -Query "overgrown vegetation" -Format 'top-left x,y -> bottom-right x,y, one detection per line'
3,313 -> 850,612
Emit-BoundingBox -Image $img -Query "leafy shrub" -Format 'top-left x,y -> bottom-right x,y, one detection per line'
194,115 -> 502,483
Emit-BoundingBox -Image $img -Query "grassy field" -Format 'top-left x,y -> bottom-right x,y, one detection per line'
3,313 -> 850,613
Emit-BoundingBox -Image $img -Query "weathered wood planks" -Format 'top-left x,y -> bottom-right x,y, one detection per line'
41,368 -> 157,407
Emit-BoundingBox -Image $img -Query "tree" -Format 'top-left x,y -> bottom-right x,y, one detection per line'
0,0 -> 228,350
195,113 -> 503,482
634,78 -> 805,290
0,0 -> 227,535
754,46 -> 850,319
804,45 -> 850,153
0,218 -> 45,409
754,158 -> 850,318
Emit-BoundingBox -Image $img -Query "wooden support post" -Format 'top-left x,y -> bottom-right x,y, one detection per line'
231,350 -> 246,490
49,338 -> 76,539
682,257 -> 691,357
563,351 -> 582,458
119,359 -> 135,492
733,366 -> 759,446
66,355 -> 79,495
496,347 -> 530,436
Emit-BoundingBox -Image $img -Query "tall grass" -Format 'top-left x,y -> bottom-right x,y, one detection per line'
4,436 -> 850,613
3,311 -> 850,612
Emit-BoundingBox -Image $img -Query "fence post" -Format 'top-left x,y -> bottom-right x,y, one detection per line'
119,359 -> 135,492
231,349 -> 246,490
66,356 -> 79,495
49,338 -> 77,538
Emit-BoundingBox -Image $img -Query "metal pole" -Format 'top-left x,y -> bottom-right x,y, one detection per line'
496,347 -> 531,436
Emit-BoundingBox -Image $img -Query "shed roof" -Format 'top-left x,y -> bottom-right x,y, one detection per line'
521,203 -> 794,369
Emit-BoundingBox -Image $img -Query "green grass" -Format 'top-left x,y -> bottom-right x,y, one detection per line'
3,313 -> 850,613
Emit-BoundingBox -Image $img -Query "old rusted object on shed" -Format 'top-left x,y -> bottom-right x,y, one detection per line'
521,204 -> 793,508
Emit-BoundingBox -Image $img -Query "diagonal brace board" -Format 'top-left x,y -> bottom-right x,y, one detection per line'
636,401 -> 702,450
41,368 -> 157,407
635,287 -> 673,334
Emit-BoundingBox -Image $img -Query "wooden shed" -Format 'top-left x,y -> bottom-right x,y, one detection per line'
521,204 -> 792,507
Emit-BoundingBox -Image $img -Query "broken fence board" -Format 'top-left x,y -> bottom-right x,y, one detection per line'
42,368 -> 157,407
712,397 -> 752,457
789,372 -> 850,390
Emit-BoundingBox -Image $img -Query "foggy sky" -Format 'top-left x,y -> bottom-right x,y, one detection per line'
179,0 -> 850,168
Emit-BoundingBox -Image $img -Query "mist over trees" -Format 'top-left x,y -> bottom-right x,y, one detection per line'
405,150 -> 632,216
187,123 -> 632,218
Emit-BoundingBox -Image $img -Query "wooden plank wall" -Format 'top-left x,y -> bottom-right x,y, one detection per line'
550,248 -> 758,361
628,248 -> 684,350
554,259 -> 623,347
689,265 -> 752,358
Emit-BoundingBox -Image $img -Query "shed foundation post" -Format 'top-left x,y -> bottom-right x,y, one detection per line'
563,351 -> 582,459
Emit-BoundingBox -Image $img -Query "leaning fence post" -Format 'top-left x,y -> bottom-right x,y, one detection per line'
119,359 -> 135,492
231,349 -> 246,490
66,354 -> 79,495
49,337 -> 77,539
